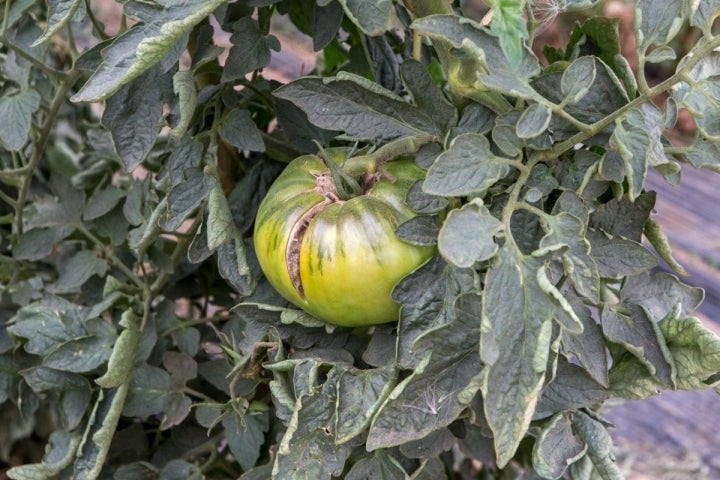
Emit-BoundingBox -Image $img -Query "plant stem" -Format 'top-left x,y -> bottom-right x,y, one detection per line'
149,215 -> 203,295
76,223 -> 145,290
14,70 -> 81,237
551,34 -> 720,159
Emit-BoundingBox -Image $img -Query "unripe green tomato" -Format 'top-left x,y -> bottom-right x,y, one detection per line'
253,150 -> 435,327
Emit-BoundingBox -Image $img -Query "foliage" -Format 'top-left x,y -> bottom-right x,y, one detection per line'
1,0 -> 720,479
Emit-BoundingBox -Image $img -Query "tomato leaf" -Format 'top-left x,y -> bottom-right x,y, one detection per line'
537,359 -> 609,417
123,364 -> 172,417
516,103 -> 552,139
0,89 -> 41,151
337,0 -> 392,36
222,17 -> 280,82
634,0 -> 684,51
671,52 -> 720,141
532,412 -> 586,479
691,0 -> 720,35
32,0 -> 84,46
392,256 -> 475,368
413,15 -> 540,99
271,360 -> 353,479
485,0 -> 528,68
541,210 -> 600,303
72,0 -> 225,102
219,109 -> 265,152
102,65 -> 170,172
561,56 -> 596,105
480,246 -> 582,467
423,133 -> 511,197
561,296 -> 610,386
587,230 -> 657,277
438,201 -> 502,268
571,411 -> 624,479
223,410 -> 270,471
273,73 -> 442,141
400,59 -> 458,135
367,351 -> 483,451
345,450 -> 406,480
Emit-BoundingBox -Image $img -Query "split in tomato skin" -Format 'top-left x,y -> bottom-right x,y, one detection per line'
253,150 -> 436,327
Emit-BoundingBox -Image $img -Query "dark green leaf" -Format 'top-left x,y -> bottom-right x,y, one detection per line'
392,255 -> 475,368
532,412 -> 586,479
314,1 -> 344,51
83,186 -> 124,221
602,304 -> 674,385
572,412 -> 623,480
480,246 -> 581,467
335,365 -> 396,443
224,410 -> 270,471
532,58 -> 629,139
537,359 -> 609,417
217,231 -> 255,296
222,16 -> 280,82
345,451 -> 406,480
587,229 -> 657,277
561,296 -> 609,386
367,352 -> 483,451
54,250 -> 107,293
338,0 -> 392,36
0,89 -> 41,151
44,335 -> 114,373
13,225 -> 75,261
590,191 -> 655,242
274,74 -> 441,141
399,427 -> 455,459
219,109 -> 265,152
159,459 -> 203,480
400,59 -> 458,135
406,180 -> 448,214
395,215 -> 440,246
0,354 -> 18,404
72,0 -> 225,102
160,168 -> 215,232
438,201 -> 502,268
273,362 -> 352,479
102,65 -> 169,171
124,364 -> 172,417
423,133 -> 511,196
621,271 -> 704,322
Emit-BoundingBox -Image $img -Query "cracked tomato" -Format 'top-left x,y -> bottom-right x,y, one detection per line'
253,149 -> 435,327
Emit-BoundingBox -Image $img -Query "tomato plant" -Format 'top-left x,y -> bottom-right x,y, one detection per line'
1,0 -> 720,479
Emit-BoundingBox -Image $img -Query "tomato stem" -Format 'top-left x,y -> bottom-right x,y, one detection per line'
342,134 -> 437,177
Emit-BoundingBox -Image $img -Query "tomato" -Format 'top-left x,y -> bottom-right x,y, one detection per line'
253,149 -> 435,327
